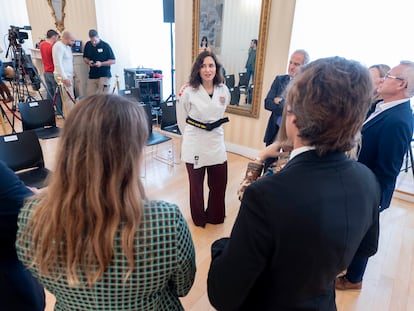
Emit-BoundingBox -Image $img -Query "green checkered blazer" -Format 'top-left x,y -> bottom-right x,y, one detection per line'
16,199 -> 196,310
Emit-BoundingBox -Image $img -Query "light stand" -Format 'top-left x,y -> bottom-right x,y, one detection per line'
164,22 -> 175,103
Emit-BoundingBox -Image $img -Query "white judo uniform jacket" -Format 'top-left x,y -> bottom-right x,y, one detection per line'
176,83 -> 230,169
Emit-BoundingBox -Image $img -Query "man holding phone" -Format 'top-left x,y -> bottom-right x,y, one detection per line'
83,29 -> 116,96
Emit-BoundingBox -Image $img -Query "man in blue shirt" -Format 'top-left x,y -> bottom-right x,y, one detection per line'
83,29 -> 116,95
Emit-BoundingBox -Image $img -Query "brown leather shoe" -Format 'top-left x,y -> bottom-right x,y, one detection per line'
335,275 -> 362,290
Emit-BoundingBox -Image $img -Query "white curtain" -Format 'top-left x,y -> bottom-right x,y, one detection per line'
290,0 -> 414,68
95,0 -> 174,99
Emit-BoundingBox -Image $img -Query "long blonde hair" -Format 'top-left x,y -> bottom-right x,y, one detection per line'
20,95 -> 148,286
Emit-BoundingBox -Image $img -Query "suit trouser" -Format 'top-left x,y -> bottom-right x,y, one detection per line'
346,205 -> 388,283
86,77 -> 111,96
185,162 -> 227,226
345,254 -> 369,283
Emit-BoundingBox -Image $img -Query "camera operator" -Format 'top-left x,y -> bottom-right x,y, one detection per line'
52,31 -> 76,117
0,59 -> 14,103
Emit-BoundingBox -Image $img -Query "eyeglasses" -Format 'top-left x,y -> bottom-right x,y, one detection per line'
383,73 -> 405,81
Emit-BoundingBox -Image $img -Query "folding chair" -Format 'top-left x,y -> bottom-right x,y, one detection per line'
118,87 -> 141,103
225,74 -> 235,89
18,99 -> 60,139
142,103 -> 174,168
229,86 -> 240,106
247,84 -> 254,104
238,72 -> 251,101
0,130 -> 49,188
238,72 -> 250,88
160,101 -> 181,135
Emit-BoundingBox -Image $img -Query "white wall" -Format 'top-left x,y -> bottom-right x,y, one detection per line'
0,0 -> 33,61
221,0 -> 261,77
290,0 -> 414,67
95,0 -> 173,99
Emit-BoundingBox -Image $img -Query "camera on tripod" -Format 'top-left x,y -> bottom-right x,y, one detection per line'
8,25 -> 32,46
5,25 -> 41,92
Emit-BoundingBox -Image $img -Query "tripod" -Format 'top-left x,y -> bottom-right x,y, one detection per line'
5,36 -> 46,129
0,103 -> 12,133
0,97 -> 21,134
164,22 -> 175,103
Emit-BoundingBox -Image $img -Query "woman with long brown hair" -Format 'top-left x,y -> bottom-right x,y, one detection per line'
16,94 -> 196,310
176,51 -> 230,227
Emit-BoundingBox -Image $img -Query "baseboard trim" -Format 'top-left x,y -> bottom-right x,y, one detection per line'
225,142 -> 260,159
394,190 -> 414,203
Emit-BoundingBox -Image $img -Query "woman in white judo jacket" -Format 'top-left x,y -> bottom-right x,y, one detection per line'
177,51 -> 230,227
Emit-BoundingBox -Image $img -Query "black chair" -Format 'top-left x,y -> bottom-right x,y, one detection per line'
403,137 -> 414,177
142,103 -> 172,145
225,74 -> 235,89
229,86 -> 240,106
18,99 -> 60,139
118,87 -> 142,103
141,103 -> 174,168
247,84 -> 254,104
0,130 -> 49,188
160,101 -> 181,135
238,72 -> 250,88
238,72 -> 251,104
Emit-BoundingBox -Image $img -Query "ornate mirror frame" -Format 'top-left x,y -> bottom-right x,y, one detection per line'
192,0 -> 271,118
47,0 -> 66,33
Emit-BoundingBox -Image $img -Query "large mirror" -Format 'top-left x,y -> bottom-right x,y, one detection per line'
192,0 -> 271,118
47,0 -> 66,33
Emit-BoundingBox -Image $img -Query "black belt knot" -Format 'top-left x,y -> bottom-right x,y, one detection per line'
186,116 -> 229,131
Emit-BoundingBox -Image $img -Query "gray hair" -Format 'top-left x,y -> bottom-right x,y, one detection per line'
400,60 -> 414,97
292,49 -> 310,65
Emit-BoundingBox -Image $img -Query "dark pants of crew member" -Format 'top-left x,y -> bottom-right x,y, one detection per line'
44,72 -> 62,116
185,162 -> 227,227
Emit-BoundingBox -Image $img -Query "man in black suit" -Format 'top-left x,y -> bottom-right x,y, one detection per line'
208,57 -> 381,311
263,49 -> 309,169
336,61 -> 414,291
263,49 -> 310,147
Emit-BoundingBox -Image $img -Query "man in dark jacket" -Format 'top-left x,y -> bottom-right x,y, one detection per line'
208,57 -> 381,311
263,49 -> 309,147
336,61 -> 414,291
263,49 -> 309,169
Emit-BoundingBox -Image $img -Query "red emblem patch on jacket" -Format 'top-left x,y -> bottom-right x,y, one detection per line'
178,83 -> 190,97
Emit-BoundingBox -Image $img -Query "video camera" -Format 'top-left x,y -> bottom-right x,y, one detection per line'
8,25 -> 32,45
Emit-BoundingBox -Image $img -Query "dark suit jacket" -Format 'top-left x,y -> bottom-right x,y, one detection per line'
359,100 -> 413,211
0,160 -> 45,311
208,151 -> 380,311
263,74 -> 291,145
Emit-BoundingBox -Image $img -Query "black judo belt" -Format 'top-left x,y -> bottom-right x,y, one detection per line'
186,116 -> 229,131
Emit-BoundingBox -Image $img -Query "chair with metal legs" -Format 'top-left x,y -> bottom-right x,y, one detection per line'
0,130 -> 49,188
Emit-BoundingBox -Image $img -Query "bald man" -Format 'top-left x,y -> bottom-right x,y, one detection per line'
52,31 -> 76,116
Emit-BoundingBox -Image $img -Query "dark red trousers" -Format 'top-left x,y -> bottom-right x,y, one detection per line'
185,162 -> 228,227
